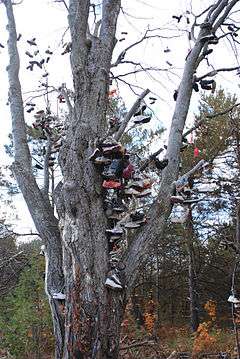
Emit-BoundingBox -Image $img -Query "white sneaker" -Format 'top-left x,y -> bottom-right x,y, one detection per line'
228,295 -> 240,304
105,278 -> 123,290
136,189 -> 151,197
111,273 -> 122,286
170,195 -> 184,204
125,222 -> 141,229
124,188 -> 140,196
52,292 -> 66,300
106,227 -> 123,235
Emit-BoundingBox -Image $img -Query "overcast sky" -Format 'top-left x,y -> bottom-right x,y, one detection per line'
0,0 -> 240,235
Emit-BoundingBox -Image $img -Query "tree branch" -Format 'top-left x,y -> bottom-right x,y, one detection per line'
196,66 -> 240,81
111,29 -> 180,68
213,0 -> 240,32
114,88 -> 150,141
99,0 -> 121,50
68,0 -> 90,70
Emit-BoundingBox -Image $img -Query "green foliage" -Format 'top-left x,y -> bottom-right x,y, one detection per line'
0,253 -> 54,358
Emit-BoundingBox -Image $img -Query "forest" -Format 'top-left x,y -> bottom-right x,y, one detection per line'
1,0 -> 240,358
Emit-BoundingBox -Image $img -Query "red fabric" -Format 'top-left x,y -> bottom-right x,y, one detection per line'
122,163 -> 134,179
102,180 -> 122,189
194,147 -> 199,157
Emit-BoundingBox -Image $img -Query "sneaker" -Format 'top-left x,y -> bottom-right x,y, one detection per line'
105,278 -> 123,290
107,213 -> 122,220
40,245 -> 45,255
94,156 -> 111,165
52,292 -> 66,300
102,180 -> 122,189
105,159 -> 125,178
209,38 -> 218,45
133,115 -> 151,125
136,189 -> 151,197
130,211 -> 144,221
122,163 -> 134,179
183,198 -> 200,204
109,234 -> 122,241
124,221 -> 141,229
154,158 -> 168,170
106,227 -> 124,236
228,295 -> 240,304
102,144 -> 123,155
101,137 -> 118,147
124,188 -> 140,196
175,176 -> 189,192
171,195 -> 185,204
134,104 -> 147,116
111,273 -> 122,286
192,82 -> 199,92
88,148 -> 101,161
199,34 -> 215,42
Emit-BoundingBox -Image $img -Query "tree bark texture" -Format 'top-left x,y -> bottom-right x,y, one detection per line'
4,0 -> 240,357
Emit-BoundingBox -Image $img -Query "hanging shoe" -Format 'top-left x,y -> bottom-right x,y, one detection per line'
170,195 -> 185,204
228,295 -> 240,304
134,104 -> 147,116
183,198 -> 201,204
133,115 -> 151,125
102,144 -> 123,155
35,164 -> 43,170
122,163 -> 134,179
130,211 -> 144,222
175,176 -> 189,192
102,159 -> 125,179
102,180 -> 122,189
154,158 -> 168,170
100,136 -> 119,147
124,221 -> 141,229
39,245 -> 45,255
199,34 -> 216,42
192,82 -> 199,92
52,292 -> 66,300
94,156 -> 111,165
124,188 -> 141,196
105,277 -> 123,290
106,227 -> 124,236
173,90 -> 178,101
136,188 -> 151,197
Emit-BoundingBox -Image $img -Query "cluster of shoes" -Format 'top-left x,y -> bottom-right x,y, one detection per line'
171,176 -> 200,204
25,37 -> 53,75
132,104 -> 152,125
89,132 -> 169,290
31,109 -> 64,170
170,176 -> 200,224
174,78 -> 216,101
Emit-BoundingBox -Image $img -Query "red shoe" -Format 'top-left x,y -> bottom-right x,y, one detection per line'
102,180 -> 122,189
122,163 -> 134,179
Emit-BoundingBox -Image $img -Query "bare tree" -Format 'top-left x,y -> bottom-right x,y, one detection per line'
2,0 -> 240,357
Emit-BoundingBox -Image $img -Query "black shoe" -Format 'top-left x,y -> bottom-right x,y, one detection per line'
130,211 -> 144,222
173,90 -> 178,101
199,34 -> 215,42
133,115 -> 151,125
134,105 -> 147,117
192,82 -> 199,92
154,158 -> 168,170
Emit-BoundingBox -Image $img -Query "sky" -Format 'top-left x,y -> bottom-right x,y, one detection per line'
0,0 -> 240,235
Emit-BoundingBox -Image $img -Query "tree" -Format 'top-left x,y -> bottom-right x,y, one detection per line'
2,0 -> 240,357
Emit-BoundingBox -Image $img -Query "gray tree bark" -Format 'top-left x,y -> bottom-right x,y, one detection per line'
3,0 -> 240,357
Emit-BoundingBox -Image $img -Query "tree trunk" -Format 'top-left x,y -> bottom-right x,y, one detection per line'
186,207 -> 199,332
